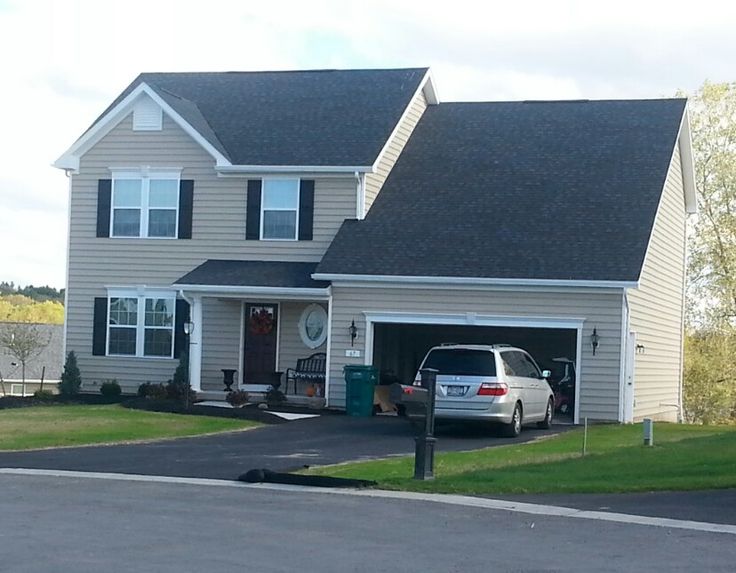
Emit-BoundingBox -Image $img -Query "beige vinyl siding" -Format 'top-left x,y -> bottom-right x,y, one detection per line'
364,91 -> 428,214
200,298 -> 241,390
197,299 -> 326,391
67,113 -> 355,391
328,284 -> 624,421
627,142 -> 687,422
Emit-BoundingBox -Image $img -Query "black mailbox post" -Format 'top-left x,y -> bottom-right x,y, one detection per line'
414,368 -> 438,480
389,368 -> 439,479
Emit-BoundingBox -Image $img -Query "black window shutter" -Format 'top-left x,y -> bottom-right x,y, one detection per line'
92,297 -> 108,356
245,179 -> 262,240
298,179 -> 315,241
174,299 -> 191,359
178,180 -> 194,239
96,180 -> 112,238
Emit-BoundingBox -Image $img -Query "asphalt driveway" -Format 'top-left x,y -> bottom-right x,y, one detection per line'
0,413 -> 564,479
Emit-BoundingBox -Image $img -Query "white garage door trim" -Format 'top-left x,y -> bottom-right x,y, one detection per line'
363,311 -> 584,425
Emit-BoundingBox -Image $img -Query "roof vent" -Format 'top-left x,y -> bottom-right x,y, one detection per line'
133,96 -> 162,131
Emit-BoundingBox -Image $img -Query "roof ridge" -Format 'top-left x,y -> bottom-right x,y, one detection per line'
437,97 -> 687,105
140,67 -> 429,76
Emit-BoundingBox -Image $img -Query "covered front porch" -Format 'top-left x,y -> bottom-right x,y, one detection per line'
174,260 -> 330,399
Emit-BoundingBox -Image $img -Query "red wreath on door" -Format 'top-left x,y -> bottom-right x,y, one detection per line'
249,308 -> 274,335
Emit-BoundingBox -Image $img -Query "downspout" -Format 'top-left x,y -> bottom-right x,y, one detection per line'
354,171 -> 366,220
62,168 -> 74,359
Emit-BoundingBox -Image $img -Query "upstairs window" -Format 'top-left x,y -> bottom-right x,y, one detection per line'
111,173 -> 179,238
261,179 -> 299,240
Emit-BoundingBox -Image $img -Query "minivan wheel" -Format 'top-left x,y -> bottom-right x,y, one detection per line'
537,399 -> 554,429
503,403 -> 522,437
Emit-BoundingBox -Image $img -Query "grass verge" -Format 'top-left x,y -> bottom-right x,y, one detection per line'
307,423 -> 736,494
0,404 -> 259,451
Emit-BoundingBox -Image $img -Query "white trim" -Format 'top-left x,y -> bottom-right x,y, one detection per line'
314,273 -> 637,289
216,165 -> 373,174
132,96 -> 163,131
370,69 -> 437,173
298,304 -> 329,349
242,302 -> 280,384
354,172 -> 366,220
109,171 -> 180,239
574,324 -> 583,425
362,311 -> 585,330
259,177 -> 300,241
361,311 -> 584,423
238,300 -> 245,389
618,290 -> 630,422
62,171 -> 72,359
175,284 -> 330,300
324,293 -> 333,406
679,105 -> 697,214
54,83 -> 231,172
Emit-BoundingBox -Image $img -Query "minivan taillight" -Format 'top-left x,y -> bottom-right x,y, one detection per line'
477,382 -> 508,396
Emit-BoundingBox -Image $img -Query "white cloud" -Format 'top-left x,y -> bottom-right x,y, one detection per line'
1,0 -> 734,287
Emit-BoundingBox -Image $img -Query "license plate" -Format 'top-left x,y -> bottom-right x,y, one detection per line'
446,386 -> 467,397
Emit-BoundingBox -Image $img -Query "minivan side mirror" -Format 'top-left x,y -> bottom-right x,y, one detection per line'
541,370 -> 551,379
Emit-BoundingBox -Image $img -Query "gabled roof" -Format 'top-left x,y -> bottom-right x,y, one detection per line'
56,68 -> 436,171
316,98 -> 688,284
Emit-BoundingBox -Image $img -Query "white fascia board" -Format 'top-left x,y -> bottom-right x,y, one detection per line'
216,165 -> 373,175
53,83 -> 232,172
679,104 -> 698,214
363,311 -> 585,330
312,273 -> 638,289
369,69 -> 437,174
174,284 -> 331,300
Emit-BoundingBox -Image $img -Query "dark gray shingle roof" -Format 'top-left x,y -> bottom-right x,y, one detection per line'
175,260 -> 329,289
97,68 -> 428,166
317,99 -> 686,282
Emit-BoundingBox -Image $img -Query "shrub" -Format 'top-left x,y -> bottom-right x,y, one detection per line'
137,382 -> 151,397
58,351 -> 82,395
265,386 -> 286,407
99,380 -> 122,397
167,352 -> 193,404
33,389 -> 54,400
146,383 -> 168,400
226,390 -> 249,407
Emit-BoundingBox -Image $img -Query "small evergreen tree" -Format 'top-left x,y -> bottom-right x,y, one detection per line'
166,351 -> 192,407
59,350 -> 82,395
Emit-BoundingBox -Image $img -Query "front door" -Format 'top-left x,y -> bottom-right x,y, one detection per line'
244,303 -> 278,384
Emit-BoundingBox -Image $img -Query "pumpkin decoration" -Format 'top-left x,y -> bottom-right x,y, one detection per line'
305,384 -> 316,398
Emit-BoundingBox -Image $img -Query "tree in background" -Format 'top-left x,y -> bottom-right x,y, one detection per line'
684,81 -> 736,422
0,294 -> 64,324
59,351 -> 82,396
0,323 -> 51,396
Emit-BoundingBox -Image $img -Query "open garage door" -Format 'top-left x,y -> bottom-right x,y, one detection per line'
372,322 -> 578,421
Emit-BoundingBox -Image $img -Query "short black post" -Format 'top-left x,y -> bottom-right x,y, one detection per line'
414,368 -> 438,480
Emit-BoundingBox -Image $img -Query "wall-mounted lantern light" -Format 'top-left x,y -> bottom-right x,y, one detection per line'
590,327 -> 600,356
183,320 -> 195,336
348,319 -> 358,347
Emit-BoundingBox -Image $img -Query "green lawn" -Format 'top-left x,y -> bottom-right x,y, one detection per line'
308,423 -> 736,494
0,405 -> 259,451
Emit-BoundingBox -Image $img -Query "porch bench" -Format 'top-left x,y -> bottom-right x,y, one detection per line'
285,352 -> 326,395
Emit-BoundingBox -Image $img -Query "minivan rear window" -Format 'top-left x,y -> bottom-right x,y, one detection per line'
422,349 -> 497,376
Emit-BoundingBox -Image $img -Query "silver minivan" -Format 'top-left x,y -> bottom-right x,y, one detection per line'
414,344 -> 555,437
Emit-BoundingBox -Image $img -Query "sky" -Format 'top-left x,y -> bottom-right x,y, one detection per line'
1,0 -> 735,289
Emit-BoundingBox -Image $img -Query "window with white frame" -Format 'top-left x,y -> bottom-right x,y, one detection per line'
111,173 -> 179,238
261,179 -> 299,240
108,292 -> 175,358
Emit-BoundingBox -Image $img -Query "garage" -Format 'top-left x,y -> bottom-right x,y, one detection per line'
369,319 -> 580,422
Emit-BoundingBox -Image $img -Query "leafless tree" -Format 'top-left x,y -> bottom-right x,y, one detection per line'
0,323 -> 50,396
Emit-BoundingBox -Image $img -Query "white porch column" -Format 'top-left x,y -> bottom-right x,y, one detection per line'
189,295 -> 203,392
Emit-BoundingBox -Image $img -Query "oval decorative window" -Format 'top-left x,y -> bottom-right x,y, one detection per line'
298,304 -> 328,349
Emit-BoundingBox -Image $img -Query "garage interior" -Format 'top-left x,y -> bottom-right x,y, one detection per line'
372,323 -> 577,419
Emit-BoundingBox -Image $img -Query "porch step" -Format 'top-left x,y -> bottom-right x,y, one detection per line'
194,390 -> 326,410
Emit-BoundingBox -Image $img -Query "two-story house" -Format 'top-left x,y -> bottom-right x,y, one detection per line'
55,67 -> 695,423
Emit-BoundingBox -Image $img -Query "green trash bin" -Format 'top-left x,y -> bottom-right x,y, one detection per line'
343,365 -> 378,417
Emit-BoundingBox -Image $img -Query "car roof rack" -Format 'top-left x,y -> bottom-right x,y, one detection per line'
491,343 -> 512,348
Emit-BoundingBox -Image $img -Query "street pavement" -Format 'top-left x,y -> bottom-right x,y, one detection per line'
1,473 -> 734,573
